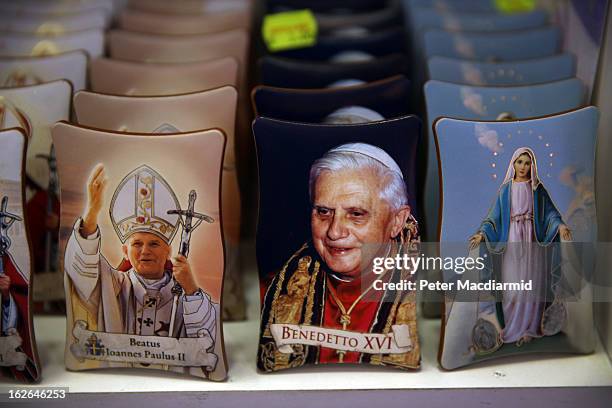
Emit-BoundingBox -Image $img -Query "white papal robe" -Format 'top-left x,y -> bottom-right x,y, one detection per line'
64,219 -> 218,372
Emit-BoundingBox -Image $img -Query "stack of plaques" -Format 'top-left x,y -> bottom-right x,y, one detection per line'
402,0 -> 588,318
253,0 -> 423,373
1,0 -> 259,382
0,0 -> 117,382
401,0 -> 600,369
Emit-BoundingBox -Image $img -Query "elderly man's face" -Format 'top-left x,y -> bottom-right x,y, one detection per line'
122,232 -> 171,280
311,168 -> 408,280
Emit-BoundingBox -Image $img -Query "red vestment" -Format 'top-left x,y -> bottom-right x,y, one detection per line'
1,253 -> 38,381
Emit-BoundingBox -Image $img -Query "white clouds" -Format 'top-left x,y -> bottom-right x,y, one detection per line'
475,123 -> 503,154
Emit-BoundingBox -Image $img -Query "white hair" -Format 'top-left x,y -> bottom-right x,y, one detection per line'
308,144 -> 409,211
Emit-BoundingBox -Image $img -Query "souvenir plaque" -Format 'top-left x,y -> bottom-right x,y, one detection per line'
275,28 -> 406,62
0,10 -> 108,34
52,122 -> 227,380
405,0 -> 498,13
0,128 -> 40,382
253,75 -> 412,123
423,78 -> 585,242
259,54 -> 410,89
435,107 -> 598,369
316,6 -> 402,37
1,80 -> 72,302
0,29 -> 105,59
267,0 -> 383,13
128,0 -> 252,15
0,0 -> 114,16
423,27 -> 561,61
410,8 -> 547,31
0,51 -> 88,90
254,115 -> 421,372
427,54 -> 575,86
119,8 -> 252,35
107,29 -> 249,67
73,87 -> 245,319
90,57 -> 239,96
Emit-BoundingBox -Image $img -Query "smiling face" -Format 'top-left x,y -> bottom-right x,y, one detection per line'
122,232 -> 171,279
311,168 -> 408,280
513,152 -> 532,182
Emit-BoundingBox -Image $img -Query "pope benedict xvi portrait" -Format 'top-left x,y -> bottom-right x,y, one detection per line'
258,143 -> 420,372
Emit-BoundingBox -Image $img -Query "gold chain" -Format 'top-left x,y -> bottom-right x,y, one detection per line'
326,268 -> 390,362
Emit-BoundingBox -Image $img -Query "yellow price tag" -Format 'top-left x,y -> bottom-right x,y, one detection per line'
262,9 -> 318,52
494,0 -> 536,13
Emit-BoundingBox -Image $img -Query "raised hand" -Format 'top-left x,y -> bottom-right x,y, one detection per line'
81,163 -> 108,237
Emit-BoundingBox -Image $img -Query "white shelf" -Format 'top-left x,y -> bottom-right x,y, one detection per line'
2,271 -> 611,407
28,314 -> 612,394
22,265 -> 612,388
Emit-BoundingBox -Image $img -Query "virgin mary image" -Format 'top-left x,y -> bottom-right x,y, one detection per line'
468,147 -> 572,350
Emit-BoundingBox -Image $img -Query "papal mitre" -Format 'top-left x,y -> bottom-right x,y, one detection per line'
110,164 -> 180,244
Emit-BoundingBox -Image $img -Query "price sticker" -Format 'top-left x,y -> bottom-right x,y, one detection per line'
262,9 -> 318,52
494,0 -> 536,13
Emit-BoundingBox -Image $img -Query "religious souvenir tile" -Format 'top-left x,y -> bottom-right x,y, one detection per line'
90,57 -> 239,96
254,115 -> 422,372
0,29 -> 105,59
128,0 -> 252,15
1,80 -> 72,303
107,29 -> 249,66
410,8 -> 548,32
423,78 -> 586,243
0,128 -> 41,382
52,122 -> 228,381
274,27 -> 406,63
405,0 -> 498,13
435,106 -> 598,369
119,8 -> 252,35
253,75 -> 412,123
0,51 -> 89,91
259,54 -> 410,89
0,0 -> 114,17
316,5 -> 403,38
427,54 -> 576,87
266,0 -> 383,13
73,87 -> 245,319
423,27 -> 561,62
0,9 -> 108,35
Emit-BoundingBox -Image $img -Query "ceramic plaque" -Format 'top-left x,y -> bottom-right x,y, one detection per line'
0,29 -> 105,59
436,107 -> 598,369
274,28 -> 406,63
427,54 -> 576,86
73,87 -> 245,319
90,57 -> 239,96
259,54 -> 410,89
0,9 -> 108,34
119,8 -> 252,35
0,128 -> 40,382
410,8 -> 547,31
253,75 -> 412,123
0,51 -> 88,91
128,0 -> 252,15
423,27 -> 561,62
423,78 -> 585,243
107,29 -> 249,67
254,115 -> 422,372
1,81 -> 72,302
52,122 -> 228,380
